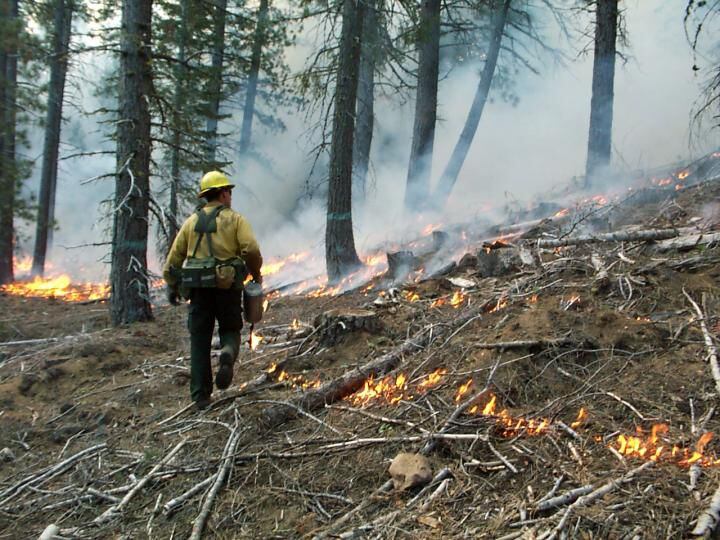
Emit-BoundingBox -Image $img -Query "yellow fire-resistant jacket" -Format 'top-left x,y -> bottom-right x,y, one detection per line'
163,202 -> 263,287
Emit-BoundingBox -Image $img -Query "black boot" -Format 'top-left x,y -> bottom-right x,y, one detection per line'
215,331 -> 240,390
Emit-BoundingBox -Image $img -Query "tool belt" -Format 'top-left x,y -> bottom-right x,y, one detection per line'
180,206 -> 247,291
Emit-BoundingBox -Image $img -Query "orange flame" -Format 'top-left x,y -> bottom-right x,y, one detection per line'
266,362 -> 321,390
613,426 -> 720,467
404,291 -> 420,302
417,368 -> 447,391
1,274 -> 110,302
554,208 -> 570,218
450,290 -> 465,308
677,169 -> 690,180
348,373 -> 410,407
249,331 -> 263,351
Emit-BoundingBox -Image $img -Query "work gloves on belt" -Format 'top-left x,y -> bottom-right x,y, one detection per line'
167,286 -> 181,306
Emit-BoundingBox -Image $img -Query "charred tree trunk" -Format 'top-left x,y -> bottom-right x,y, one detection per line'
325,0 -> 364,283
352,0 -> 378,203
585,0 -> 618,185
168,0 -> 188,242
205,0 -> 227,166
433,0 -> 510,207
110,0 -> 153,325
403,0 -> 440,211
239,0 -> 269,154
0,0 -> 18,285
32,0 -> 74,277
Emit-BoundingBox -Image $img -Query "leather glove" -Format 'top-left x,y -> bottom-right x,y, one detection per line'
167,286 -> 180,306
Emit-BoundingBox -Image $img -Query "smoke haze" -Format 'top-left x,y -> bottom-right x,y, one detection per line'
14,0 -> 720,284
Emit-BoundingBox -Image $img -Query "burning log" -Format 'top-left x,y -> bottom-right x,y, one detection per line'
386,251 -> 421,282
314,309 -> 381,345
533,228 -> 678,248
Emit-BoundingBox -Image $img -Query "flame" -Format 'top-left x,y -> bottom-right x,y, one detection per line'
612,426 -> 720,467
528,294 -> 539,304
404,291 -> 420,302
249,331 -> 263,351
454,379 -> 474,403
489,297 -> 508,313
417,368 -> 447,391
347,373 -> 410,407
468,392 -> 555,437
430,297 -> 447,308
675,183 -> 684,191
450,290 -> 465,308
266,362 -> 321,390
654,177 -> 672,187
571,407 -> 587,429
14,256 -> 32,275
421,223 -> 441,236
677,169 -> 690,180
1,274 -> 110,302
290,318 -> 301,330
554,208 -> 570,218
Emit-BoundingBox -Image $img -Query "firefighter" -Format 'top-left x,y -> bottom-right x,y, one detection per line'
163,171 -> 263,410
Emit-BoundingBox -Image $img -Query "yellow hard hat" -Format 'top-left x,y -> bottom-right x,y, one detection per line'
198,170 -> 234,197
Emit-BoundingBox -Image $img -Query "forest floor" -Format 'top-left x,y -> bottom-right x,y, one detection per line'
2,156 -> 720,539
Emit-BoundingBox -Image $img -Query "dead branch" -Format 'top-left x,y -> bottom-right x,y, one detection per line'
189,427 -> 242,540
684,289 -> 720,395
534,228 -> 678,248
163,474 -> 217,516
95,439 -> 187,524
472,337 -> 579,350
691,482 -> 720,537
538,461 -> 655,540
656,231 -> 720,252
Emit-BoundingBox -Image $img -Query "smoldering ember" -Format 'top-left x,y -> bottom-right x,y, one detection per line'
2,1 -> 720,540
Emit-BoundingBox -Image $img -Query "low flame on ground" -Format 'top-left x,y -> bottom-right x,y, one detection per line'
347,368 -> 447,407
266,362 -> 321,390
614,425 -> 720,467
489,297 -> 509,313
450,290 -> 465,308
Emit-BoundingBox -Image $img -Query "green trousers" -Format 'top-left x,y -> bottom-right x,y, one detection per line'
187,288 -> 243,402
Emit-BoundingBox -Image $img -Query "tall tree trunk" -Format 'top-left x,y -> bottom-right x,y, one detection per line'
433,0 -> 510,207
0,0 -> 17,285
32,0 -> 73,277
205,0 -> 227,166
239,0 -> 269,154
325,0 -> 364,282
403,0 -> 440,211
585,0 -> 618,185
168,0 -> 188,242
352,0 -> 378,203
110,0 -> 153,325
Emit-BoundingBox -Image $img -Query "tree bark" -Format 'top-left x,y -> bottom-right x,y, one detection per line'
585,0 -> 618,185
239,0 -> 269,154
205,0 -> 227,166
403,0 -> 440,211
433,0 -> 510,207
0,0 -> 18,285
352,0 -> 378,203
168,0 -> 189,242
110,0 -> 153,325
32,0 -> 74,277
325,0 -> 364,282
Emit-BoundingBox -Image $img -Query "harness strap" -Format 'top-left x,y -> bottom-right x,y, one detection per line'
190,205 -> 225,259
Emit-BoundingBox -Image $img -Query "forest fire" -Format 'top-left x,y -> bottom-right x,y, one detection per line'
612,425 -> 720,467
249,331 -> 263,351
1,274 -> 110,302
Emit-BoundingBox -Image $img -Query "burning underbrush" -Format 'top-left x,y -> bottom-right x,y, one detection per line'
3,154 -> 720,538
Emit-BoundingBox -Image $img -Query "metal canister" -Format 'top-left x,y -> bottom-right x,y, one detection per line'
243,281 -> 264,324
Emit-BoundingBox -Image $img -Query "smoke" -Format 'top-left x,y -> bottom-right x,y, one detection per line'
13,1 -> 720,286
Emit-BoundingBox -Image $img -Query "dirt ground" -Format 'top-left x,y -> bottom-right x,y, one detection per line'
2,166 -> 720,539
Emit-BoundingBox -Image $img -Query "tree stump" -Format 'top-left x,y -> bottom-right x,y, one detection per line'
476,246 -> 537,278
314,309 -> 381,345
386,251 -> 421,282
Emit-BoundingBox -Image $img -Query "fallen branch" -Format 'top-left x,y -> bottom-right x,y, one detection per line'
94,439 -> 187,524
163,474 -> 217,516
684,289 -> 720,395
538,461 -> 655,540
189,427 -> 242,540
655,231 -> 720,252
691,482 -> 720,537
472,337 -> 579,350
534,228 -> 678,248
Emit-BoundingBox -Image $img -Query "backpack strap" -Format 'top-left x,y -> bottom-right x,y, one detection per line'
190,205 -> 225,258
